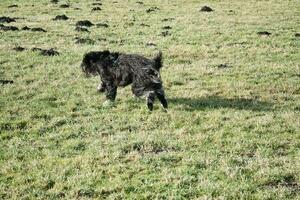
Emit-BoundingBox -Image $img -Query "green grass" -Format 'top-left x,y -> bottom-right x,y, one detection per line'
1,0 -> 299,199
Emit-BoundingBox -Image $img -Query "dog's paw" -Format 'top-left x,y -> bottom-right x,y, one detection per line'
102,100 -> 115,108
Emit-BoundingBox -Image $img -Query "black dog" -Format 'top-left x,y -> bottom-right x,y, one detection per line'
81,50 -> 168,111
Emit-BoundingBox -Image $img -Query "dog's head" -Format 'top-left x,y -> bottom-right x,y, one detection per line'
81,50 -> 119,76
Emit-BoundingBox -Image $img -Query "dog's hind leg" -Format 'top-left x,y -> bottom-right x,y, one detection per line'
156,89 -> 168,109
146,91 -> 156,111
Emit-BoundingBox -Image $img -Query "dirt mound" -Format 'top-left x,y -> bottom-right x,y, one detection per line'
162,26 -> 172,30
0,16 -> 16,23
146,7 -> 159,13
31,27 -> 47,32
13,46 -> 26,51
75,37 -> 95,44
60,4 -> 70,8
0,24 -> 19,31
92,3 -> 102,6
32,48 -> 59,56
8,5 -> 18,8
140,23 -> 150,27
98,38 -> 107,42
21,26 -> 30,30
162,18 -> 175,22
200,6 -> 213,12
217,64 -> 230,69
75,26 -> 90,32
146,42 -> 157,46
96,23 -> 108,28
161,31 -> 171,37
53,14 -> 69,20
92,7 -> 101,11
257,31 -> 271,36
0,80 -> 14,85
22,26 -> 46,32
76,20 -> 94,27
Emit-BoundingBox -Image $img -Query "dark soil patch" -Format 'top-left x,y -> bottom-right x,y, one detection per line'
60,4 -> 70,8
0,16 -> 16,23
257,31 -> 271,36
92,7 -> 101,11
31,27 -> 47,32
217,64 -> 231,69
76,20 -> 94,27
21,26 -> 46,32
136,1 -> 143,4
8,5 -> 18,8
13,46 -> 26,52
32,47 -> 43,51
146,42 -> 157,46
162,26 -> 172,30
96,23 -> 109,28
146,7 -> 159,13
295,33 -> 300,37
53,14 -> 69,20
98,38 -> 107,42
162,18 -> 175,21
92,3 -> 102,6
50,0 -> 59,3
140,23 -> 150,27
41,49 -> 59,56
109,39 -> 125,45
161,31 -> 171,37
200,6 -> 213,12
0,24 -> 19,31
0,80 -> 14,85
32,48 -> 59,56
21,26 -> 30,30
75,26 -> 90,32
75,37 -> 95,44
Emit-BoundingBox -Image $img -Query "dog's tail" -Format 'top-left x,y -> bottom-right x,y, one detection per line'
153,50 -> 163,70
81,52 -> 99,77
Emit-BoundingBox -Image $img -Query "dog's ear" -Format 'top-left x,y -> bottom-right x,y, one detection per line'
101,50 -> 110,57
153,50 -> 163,70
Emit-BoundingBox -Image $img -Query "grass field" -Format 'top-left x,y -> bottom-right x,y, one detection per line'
1,0 -> 299,199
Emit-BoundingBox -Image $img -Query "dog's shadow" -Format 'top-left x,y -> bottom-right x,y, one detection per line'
169,96 -> 274,112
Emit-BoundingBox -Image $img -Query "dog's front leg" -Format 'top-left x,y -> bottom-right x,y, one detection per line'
102,81 -> 117,107
97,82 -> 106,93
105,81 -> 117,102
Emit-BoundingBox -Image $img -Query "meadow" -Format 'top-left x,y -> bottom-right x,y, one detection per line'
0,0 -> 299,199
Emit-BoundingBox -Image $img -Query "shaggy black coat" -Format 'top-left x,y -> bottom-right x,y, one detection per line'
81,50 -> 168,111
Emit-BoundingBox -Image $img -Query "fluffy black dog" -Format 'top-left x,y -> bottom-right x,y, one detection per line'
81,50 -> 168,111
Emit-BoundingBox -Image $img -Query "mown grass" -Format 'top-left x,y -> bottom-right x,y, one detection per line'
0,0 -> 299,199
